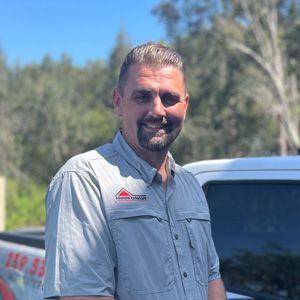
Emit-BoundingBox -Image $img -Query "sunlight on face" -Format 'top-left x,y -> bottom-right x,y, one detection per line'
113,64 -> 189,156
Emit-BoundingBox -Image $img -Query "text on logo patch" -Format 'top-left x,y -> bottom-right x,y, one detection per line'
115,188 -> 147,202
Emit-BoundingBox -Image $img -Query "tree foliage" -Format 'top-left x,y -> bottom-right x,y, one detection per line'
0,1 -> 299,228
6,179 -> 46,230
154,0 -> 299,161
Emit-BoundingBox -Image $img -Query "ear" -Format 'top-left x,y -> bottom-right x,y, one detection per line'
183,93 -> 189,119
112,88 -> 123,117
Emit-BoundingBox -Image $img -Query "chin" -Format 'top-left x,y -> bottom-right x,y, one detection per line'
140,137 -> 171,152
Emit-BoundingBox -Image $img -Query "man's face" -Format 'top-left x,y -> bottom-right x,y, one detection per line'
113,64 -> 189,156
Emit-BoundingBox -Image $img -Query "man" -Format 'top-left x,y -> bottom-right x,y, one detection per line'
43,42 -> 226,300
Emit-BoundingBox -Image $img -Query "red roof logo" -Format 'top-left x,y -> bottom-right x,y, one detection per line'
117,189 -> 132,197
115,188 -> 147,202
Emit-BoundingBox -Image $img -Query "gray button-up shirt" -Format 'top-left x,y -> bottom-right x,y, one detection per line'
43,132 -> 220,300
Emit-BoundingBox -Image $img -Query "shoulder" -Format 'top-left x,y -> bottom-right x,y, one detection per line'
64,144 -> 115,171
174,163 -> 200,185
49,143 -> 118,187
174,163 -> 209,210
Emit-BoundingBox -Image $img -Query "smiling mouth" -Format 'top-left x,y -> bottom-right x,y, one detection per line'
138,116 -> 171,135
143,122 -> 166,129
140,116 -> 168,128
141,122 -> 170,137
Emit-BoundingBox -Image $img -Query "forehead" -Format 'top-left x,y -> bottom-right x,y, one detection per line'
124,64 -> 186,92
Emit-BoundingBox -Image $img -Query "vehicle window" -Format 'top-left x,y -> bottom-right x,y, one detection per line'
203,181 -> 300,300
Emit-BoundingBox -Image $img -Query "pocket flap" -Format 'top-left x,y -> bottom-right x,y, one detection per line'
108,208 -> 168,221
176,211 -> 210,221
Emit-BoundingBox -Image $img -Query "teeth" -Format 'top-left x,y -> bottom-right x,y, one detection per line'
145,123 -> 164,129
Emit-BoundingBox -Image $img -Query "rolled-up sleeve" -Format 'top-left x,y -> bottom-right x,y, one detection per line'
43,171 -> 116,299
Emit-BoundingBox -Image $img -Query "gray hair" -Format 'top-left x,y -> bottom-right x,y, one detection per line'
117,42 -> 185,94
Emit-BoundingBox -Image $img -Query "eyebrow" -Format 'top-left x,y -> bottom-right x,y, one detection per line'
131,89 -> 181,101
131,88 -> 153,98
160,91 -> 181,102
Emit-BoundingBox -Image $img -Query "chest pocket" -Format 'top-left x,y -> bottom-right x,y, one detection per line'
177,212 -> 210,286
108,208 -> 174,295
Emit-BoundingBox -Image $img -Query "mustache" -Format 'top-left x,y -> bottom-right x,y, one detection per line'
137,116 -> 169,126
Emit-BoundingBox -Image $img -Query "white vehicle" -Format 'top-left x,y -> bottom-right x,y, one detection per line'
0,228 -> 44,300
184,156 -> 300,300
1,156 -> 299,300
0,229 -> 252,300
0,230 -> 252,300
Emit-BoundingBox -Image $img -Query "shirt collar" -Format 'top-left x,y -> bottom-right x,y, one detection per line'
112,131 -> 176,185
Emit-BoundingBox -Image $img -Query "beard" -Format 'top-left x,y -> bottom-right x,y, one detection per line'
137,116 -> 182,151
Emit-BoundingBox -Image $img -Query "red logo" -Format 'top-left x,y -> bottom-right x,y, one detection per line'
115,188 -> 146,202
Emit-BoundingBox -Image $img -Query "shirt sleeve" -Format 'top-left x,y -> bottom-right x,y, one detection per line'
43,171 -> 116,299
207,224 -> 221,282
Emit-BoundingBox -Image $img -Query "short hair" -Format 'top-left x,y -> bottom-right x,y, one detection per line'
117,42 -> 185,94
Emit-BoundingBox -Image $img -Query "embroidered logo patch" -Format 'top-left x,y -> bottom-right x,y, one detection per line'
115,188 -> 147,202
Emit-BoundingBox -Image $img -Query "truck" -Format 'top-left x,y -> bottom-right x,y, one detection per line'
1,155 -> 299,299
184,155 -> 300,300
0,228 -> 44,300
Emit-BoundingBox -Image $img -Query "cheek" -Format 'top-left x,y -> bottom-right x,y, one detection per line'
126,106 -> 147,121
167,106 -> 187,122
122,108 -> 144,127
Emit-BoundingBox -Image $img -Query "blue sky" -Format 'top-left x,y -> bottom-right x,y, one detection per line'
0,0 -> 166,66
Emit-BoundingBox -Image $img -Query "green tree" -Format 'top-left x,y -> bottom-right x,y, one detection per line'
6,178 -> 46,229
153,0 -> 299,162
9,54 -> 118,183
102,30 -> 132,107
216,0 -> 300,154
0,49 -> 24,178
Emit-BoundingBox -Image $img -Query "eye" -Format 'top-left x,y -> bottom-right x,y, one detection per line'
133,91 -> 152,104
161,93 -> 180,107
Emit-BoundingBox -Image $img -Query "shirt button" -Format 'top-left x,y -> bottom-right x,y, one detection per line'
174,234 -> 179,240
186,218 -> 191,223
183,272 -> 188,278
156,217 -> 162,222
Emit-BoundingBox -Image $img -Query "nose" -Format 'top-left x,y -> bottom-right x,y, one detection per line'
150,96 -> 166,117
